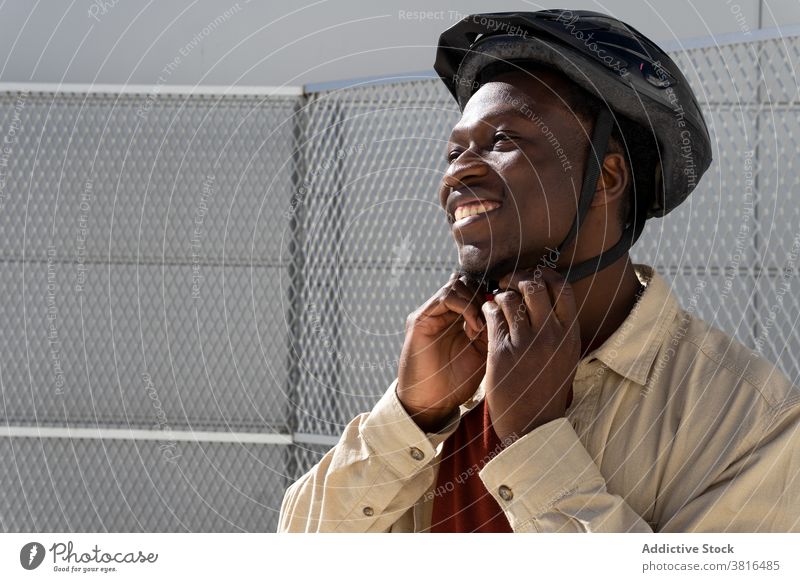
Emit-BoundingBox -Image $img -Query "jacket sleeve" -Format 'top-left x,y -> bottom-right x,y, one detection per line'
478,418 -> 654,532
278,379 -> 461,532
478,398 -> 800,532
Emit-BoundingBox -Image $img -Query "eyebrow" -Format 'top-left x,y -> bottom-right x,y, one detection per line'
447,105 -> 537,143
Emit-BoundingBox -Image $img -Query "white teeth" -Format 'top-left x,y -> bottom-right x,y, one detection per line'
454,201 -> 500,222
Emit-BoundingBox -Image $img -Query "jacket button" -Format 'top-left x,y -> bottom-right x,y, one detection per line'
498,485 -> 514,501
409,447 -> 424,461
362,506 -> 374,516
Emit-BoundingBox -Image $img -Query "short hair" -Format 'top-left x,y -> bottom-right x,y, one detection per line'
476,61 -> 660,227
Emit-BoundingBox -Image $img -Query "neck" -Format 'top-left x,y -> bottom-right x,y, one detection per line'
568,253 -> 642,359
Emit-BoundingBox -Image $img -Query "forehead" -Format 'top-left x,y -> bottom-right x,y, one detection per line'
452,70 -> 572,136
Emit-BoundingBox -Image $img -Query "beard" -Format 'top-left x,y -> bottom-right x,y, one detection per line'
456,244 -> 562,292
456,250 -> 529,291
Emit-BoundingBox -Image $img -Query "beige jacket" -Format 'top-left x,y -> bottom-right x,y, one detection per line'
279,265 -> 800,532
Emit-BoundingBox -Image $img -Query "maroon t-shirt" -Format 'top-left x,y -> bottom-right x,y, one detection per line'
430,398 -> 513,532
430,389 -> 573,533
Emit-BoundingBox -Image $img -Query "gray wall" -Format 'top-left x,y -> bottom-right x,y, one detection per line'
0,0 -> 797,87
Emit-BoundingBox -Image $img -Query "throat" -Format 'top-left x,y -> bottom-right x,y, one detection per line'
578,265 -> 644,359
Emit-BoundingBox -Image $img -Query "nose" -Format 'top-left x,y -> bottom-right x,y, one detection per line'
440,149 -> 490,212
442,148 -> 489,189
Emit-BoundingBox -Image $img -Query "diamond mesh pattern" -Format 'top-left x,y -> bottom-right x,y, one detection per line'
0,437 -> 286,532
3,32 -> 800,533
0,89 -> 300,532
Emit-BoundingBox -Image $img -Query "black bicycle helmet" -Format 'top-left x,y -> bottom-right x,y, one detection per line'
434,10 -> 712,283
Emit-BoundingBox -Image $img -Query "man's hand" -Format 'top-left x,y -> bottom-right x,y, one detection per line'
481,267 -> 580,443
397,272 -> 489,433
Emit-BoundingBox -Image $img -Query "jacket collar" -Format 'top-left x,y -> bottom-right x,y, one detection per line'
581,264 -> 680,386
465,263 -> 680,410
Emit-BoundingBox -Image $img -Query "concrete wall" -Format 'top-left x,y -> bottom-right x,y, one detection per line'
0,0 -> 796,88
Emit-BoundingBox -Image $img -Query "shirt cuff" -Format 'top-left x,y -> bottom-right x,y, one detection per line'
360,378 -> 461,479
478,417 -> 604,525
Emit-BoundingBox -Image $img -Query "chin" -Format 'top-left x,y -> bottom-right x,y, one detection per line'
457,246 -> 514,282
458,244 -> 552,282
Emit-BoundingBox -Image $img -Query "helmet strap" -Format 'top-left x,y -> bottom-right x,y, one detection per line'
554,108 -> 645,283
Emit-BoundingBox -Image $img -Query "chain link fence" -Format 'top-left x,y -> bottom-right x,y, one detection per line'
2,28 -> 799,532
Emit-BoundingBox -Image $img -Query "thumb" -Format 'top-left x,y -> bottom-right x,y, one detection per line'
470,321 -> 489,358
481,300 -> 509,349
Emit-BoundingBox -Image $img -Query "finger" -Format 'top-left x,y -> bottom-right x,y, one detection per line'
548,272 -> 578,332
492,289 -> 527,345
414,271 -> 462,318
497,265 -> 542,292
463,318 -> 486,341
533,267 -> 573,325
448,281 -> 485,334
440,290 -> 484,337
456,274 -> 495,309
455,272 -> 501,306
451,279 -> 487,329
418,272 -> 478,318
481,300 -> 510,350
517,277 -> 554,330
494,266 -> 552,330
472,323 -> 489,355
412,293 -> 468,340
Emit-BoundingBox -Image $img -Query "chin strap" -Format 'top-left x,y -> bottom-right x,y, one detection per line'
555,108 -> 645,284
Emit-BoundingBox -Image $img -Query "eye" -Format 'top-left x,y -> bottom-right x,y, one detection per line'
493,132 -> 513,144
447,148 -> 463,163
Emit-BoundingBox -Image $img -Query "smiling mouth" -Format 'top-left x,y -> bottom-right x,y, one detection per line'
453,200 -> 502,224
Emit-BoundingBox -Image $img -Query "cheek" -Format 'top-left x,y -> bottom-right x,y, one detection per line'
504,176 -> 578,240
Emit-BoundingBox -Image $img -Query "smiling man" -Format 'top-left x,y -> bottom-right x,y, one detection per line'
278,10 -> 800,533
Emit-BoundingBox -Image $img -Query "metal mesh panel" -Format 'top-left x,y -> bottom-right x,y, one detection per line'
291,80 -> 459,437
0,89 -> 300,532
0,262 -> 288,429
0,437 -> 285,532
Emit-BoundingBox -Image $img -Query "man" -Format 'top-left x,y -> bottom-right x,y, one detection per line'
278,10 -> 800,532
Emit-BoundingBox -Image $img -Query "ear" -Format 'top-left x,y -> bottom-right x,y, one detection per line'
591,152 -> 628,208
